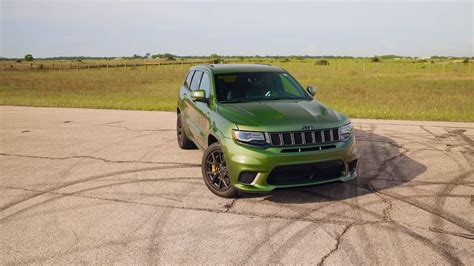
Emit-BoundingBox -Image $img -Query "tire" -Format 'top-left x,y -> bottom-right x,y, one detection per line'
177,113 -> 196,149
201,143 -> 238,198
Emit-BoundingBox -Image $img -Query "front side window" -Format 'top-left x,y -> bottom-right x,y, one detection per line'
190,71 -> 203,91
200,72 -> 211,98
214,72 -> 308,102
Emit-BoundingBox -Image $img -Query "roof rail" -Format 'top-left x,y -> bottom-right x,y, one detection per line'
196,64 -> 214,68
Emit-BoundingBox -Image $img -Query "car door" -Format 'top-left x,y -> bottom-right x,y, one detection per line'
185,70 -> 205,147
192,72 -> 213,148
180,70 -> 195,135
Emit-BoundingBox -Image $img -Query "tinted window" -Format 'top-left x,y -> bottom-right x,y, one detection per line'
214,72 -> 307,102
190,71 -> 203,91
200,72 -> 211,98
184,71 -> 194,88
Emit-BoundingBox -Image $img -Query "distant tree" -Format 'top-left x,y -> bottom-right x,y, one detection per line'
162,53 -> 175,60
145,53 -> 151,58
210,54 -> 220,64
24,54 -> 34,61
315,59 -> 329,66
371,56 -> 381,63
463,58 -> 469,64
380,55 -> 400,59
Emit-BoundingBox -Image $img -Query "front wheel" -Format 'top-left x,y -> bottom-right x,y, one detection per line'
201,143 -> 238,198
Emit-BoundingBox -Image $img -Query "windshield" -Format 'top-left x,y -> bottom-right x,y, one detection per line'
214,72 -> 309,103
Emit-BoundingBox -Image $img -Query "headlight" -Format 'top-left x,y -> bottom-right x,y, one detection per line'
232,130 -> 267,146
340,122 -> 353,141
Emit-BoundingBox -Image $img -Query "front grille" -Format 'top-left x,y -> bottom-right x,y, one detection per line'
268,128 -> 339,146
267,160 -> 345,185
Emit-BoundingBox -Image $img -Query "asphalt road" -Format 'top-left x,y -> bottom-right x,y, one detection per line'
1,106 -> 473,264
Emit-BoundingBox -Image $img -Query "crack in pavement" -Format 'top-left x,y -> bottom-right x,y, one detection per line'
0,184 -> 358,226
104,125 -> 175,132
356,122 -> 474,129
429,227 -> 474,240
92,120 -> 174,132
378,193 -> 393,222
0,153 -> 200,167
223,198 -> 237,213
317,223 -> 354,266
0,164 -> 200,216
301,187 -> 466,264
2,112 -> 473,264
92,120 -> 125,126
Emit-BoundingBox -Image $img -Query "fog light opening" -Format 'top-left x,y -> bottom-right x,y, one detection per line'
348,159 -> 358,174
238,171 -> 258,184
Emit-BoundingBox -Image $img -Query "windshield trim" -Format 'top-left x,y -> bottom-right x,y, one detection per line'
219,97 -> 308,104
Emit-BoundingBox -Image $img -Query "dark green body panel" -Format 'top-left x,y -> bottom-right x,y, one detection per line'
218,100 -> 349,132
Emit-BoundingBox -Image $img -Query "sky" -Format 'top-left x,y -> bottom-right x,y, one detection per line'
1,0 -> 472,58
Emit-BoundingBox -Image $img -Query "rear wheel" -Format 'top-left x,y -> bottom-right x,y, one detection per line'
177,113 -> 196,149
202,143 -> 238,198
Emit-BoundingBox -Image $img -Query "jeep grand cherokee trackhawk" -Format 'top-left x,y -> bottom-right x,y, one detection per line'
176,64 -> 358,198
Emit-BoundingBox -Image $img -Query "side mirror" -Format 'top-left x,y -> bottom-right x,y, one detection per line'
191,90 -> 207,102
306,86 -> 316,97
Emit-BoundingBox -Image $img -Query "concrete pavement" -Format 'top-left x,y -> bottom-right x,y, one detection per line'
0,106 -> 473,264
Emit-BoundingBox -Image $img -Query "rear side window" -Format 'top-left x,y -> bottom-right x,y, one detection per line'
184,71 -> 194,89
190,71 -> 203,91
200,72 -> 211,98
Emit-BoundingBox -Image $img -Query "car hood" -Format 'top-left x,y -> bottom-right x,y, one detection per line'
217,100 -> 349,132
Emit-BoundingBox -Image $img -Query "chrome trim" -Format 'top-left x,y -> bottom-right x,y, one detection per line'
264,132 -> 271,144
251,173 -> 262,185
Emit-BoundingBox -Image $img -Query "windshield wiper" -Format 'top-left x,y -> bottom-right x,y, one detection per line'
220,97 -> 306,103
219,99 -> 247,103
258,97 -> 305,101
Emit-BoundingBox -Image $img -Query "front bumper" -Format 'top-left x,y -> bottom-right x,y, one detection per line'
221,136 -> 358,192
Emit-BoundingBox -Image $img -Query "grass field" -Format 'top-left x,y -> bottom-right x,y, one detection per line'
1,59 -> 473,121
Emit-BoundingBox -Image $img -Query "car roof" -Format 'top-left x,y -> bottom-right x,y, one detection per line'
191,64 -> 284,74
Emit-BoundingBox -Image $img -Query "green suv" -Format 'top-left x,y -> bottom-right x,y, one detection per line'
177,64 -> 358,198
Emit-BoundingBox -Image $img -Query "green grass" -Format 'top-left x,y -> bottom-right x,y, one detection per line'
1,59 -> 473,121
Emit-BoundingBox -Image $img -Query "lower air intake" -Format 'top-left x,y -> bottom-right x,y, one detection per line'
267,160 -> 345,185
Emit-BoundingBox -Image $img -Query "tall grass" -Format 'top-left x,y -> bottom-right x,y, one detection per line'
1,59 -> 473,121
